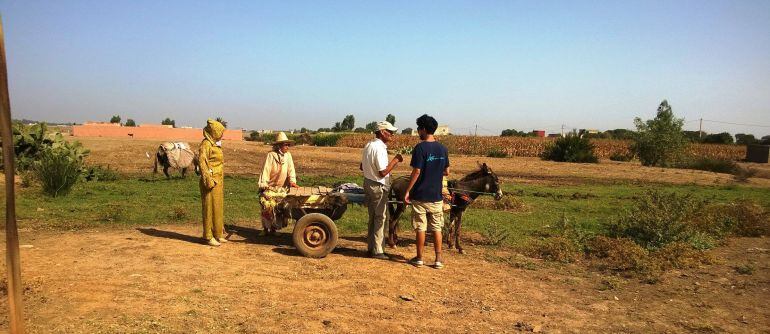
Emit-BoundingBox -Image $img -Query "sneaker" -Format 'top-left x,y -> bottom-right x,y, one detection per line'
217,237 -> 228,243
408,257 -> 424,267
371,253 -> 389,260
207,238 -> 221,247
433,261 -> 444,269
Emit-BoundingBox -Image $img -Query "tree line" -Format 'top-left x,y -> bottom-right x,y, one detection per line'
500,125 -> 769,146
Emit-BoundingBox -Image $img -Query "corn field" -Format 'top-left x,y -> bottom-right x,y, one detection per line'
335,134 -> 746,160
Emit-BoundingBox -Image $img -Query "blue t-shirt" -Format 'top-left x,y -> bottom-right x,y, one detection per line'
409,141 -> 450,202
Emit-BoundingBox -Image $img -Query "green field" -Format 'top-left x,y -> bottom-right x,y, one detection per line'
6,174 -> 770,247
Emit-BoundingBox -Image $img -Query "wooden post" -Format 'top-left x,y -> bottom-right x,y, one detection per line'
0,16 -> 26,333
699,118 -> 703,140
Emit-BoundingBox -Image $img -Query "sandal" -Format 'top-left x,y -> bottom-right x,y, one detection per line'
433,261 -> 444,269
408,257 -> 424,267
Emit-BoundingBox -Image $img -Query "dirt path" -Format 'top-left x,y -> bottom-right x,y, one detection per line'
2,224 -> 768,333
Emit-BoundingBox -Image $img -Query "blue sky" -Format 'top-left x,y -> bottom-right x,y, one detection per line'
1,0 -> 769,136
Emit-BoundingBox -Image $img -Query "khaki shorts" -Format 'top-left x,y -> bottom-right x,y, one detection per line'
411,200 -> 444,232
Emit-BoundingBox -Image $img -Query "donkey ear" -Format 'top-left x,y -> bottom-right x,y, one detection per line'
481,162 -> 489,172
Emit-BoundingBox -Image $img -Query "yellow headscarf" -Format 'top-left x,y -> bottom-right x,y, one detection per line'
203,119 -> 225,144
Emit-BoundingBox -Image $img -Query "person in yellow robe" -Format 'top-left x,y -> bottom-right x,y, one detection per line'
258,132 -> 299,235
199,119 -> 226,246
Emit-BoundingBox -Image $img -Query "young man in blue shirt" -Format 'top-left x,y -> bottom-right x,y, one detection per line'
404,114 -> 449,269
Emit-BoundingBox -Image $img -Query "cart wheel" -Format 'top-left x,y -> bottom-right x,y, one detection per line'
292,213 -> 338,258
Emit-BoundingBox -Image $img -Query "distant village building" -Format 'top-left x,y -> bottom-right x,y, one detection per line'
435,125 -> 450,136
579,129 -> 600,135
547,133 -> 562,138
533,130 -> 546,137
408,125 -> 451,136
72,122 -> 243,141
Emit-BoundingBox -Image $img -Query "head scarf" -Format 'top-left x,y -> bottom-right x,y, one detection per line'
203,119 -> 225,145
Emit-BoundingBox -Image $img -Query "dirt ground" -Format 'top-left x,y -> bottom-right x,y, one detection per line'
1,224 -> 769,334
1,137 -> 769,333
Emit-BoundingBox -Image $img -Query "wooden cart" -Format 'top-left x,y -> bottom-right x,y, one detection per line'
273,187 -> 351,258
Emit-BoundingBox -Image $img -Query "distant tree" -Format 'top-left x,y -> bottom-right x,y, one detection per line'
632,100 -> 688,167
110,115 -> 121,124
317,127 -> 332,133
365,121 -> 378,132
702,132 -> 734,144
386,114 -> 396,126
582,131 -> 606,139
332,122 -> 342,132
501,129 -> 532,137
341,115 -> 355,131
761,135 -> 770,145
300,127 -> 309,133
604,129 -> 637,140
735,133 -> 758,145
161,118 -> 176,128
683,130 -> 704,143
124,119 -> 136,127
354,127 -> 369,133
215,117 -> 228,128
401,127 -> 413,135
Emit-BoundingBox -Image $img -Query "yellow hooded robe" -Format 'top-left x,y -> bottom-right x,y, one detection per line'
199,119 -> 225,240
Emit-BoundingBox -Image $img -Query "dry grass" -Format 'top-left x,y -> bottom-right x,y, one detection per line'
71,137 -> 770,188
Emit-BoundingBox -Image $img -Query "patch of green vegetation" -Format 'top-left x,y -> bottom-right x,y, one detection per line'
734,263 -> 755,275
3,175 -> 768,251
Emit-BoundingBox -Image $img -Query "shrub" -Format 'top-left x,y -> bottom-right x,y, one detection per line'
33,143 -> 88,197
169,206 -> 188,221
486,147 -> 508,158
609,152 -> 634,162
525,236 -> 581,263
708,200 -> 770,237
19,170 -> 36,188
541,132 -> 598,163
607,191 -> 707,250
99,204 -> 126,222
587,236 -> 649,273
525,216 -> 594,263
479,220 -> 510,246
83,165 -> 120,182
632,100 -> 689,167
732,166 -> 757,182
312,134 -> 343,147
294,133 -> 313,145
734,264 -> 755,275
6,122 -> 51,171
676,157 -> 737,174
474,194 -> 526,212
652,242 -> 711,270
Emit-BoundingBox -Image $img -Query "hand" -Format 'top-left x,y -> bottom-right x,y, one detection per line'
290,182 -> 299,188
404,192 -> 411,205
394,154 -> 403,163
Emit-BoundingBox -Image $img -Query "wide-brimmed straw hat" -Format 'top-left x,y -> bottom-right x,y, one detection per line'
273,132 -> 294,145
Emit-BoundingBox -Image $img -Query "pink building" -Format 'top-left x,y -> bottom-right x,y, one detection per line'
72,122 -> 243,141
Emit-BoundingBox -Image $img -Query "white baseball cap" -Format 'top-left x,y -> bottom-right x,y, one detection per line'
376,121 -> 398,132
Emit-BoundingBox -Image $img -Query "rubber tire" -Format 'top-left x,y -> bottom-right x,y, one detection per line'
292,213 -> 339,258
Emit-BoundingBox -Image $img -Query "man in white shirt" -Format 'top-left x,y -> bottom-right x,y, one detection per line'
361,121 -> 403,259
